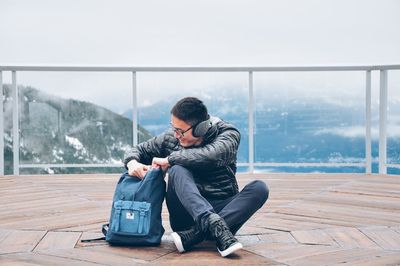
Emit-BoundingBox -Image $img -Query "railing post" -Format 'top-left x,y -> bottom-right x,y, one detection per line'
248,71 -> 254,173
365,70 -> 372,174
132,72 -> 138,146
379,70 -> 388,174
12,71 -> 19,175
0,71 -> 3,176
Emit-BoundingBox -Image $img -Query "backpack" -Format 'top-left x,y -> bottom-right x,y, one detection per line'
102,168 -> 166,246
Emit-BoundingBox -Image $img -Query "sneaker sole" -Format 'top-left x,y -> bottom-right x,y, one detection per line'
218,242 -> 243,257
171,232 -> 185,253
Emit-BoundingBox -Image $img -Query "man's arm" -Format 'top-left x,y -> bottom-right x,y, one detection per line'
168,126 -> 240,168
124,134 -> 166,168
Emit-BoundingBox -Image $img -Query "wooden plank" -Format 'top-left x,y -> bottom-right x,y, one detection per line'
347,252 -> 400,266
80,243 -> 176,261
0,199 -> 98,223
324,227 -> 380,249
291,229 -> 337,246
391,225 -> 400,234
0,252 -> 99,265
258,232 -> 298,244
0,229 -> 11,243
276,202 -> 400,226
1,208 -> 109,231
293,201 -> 400,222
307,192 -> 400,211
150,242 -> 282,265
236,235 -> 262,246
34,231 -> 82,251
236,224 -> 280,235
37,247 -> 153,265
256,212 -> 355,231
0,229 -> 46,254
329,187 -> 400,198
0,199 -> 103,220
77,232 -> 108,248
289,247 -> 400,265
60,222 -> 107,233
245,242 -> 343,263
359,226 -> 400,250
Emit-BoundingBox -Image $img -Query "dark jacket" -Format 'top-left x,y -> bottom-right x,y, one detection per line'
124,117 -> 240,199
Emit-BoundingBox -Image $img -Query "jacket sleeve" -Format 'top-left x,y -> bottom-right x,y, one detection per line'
168,126 -> 240,168
123,133 -> 166,168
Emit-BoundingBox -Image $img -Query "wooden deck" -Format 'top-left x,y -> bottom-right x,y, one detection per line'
0,173 -> 399,265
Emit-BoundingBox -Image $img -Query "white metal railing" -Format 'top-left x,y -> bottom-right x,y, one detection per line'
0,72 -> 3,175
1,64 -> 400,175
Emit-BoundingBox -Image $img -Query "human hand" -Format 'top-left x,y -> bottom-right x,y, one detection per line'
127,160 -> 150,179
152,157 -> 170,172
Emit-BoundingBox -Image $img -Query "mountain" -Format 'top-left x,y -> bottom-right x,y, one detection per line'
123,89 -> 400,174
3,85 -> 399,175
2,85 -> 152,175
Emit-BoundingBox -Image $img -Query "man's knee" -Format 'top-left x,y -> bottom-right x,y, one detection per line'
248,180 -> 269,207
168,165 -> 192,186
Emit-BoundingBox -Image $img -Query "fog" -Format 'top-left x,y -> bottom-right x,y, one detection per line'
1,0 -> 400,113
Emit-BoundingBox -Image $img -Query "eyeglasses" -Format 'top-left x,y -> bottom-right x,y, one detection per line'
170,123 -> 193,137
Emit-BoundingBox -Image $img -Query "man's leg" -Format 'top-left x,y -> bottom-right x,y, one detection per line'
211,180 -> 269,235
167,165 -> 216,253
165,181 -> 195,231
166,165 -> 214,232
166,165 -> 243,256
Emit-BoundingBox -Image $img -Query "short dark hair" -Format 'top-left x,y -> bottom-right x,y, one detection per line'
171,97 -> 208,126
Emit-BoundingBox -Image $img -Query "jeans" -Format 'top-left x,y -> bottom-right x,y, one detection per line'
166,165 -> 269,234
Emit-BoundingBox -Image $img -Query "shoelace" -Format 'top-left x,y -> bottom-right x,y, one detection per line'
211,220 -> 236,249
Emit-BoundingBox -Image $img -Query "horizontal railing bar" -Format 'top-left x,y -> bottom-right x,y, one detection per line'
237,162 -> 365,167
20,162 -> 366,169
20,163 -> 124,168
387,164 -> 400,169
1,65 -> 400,72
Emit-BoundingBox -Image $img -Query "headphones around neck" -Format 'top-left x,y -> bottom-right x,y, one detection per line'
192,115 -> 212,137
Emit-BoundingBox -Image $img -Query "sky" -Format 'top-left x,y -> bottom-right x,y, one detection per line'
1,0 -> 400,113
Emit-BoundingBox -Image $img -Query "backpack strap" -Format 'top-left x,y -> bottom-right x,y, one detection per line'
80,224 -> 108,243
102,223 -> 109,236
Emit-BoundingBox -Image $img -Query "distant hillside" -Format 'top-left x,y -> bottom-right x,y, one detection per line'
124,90 -> 400,174
3,85 -> 152,174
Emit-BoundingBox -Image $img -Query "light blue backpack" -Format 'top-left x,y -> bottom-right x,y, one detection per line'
103,168 -> 166,246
